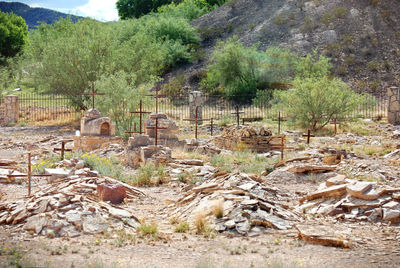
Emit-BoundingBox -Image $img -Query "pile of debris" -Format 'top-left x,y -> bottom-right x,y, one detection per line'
213,126 -> 282,152
298,175 -> 400,223
0,175 -> 144,238
168,171 -> 301,235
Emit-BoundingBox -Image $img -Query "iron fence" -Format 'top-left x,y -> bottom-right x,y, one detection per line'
17,93 -> 78,123
0,91 -> 389,126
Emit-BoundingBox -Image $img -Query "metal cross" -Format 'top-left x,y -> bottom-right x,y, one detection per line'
210,118 -> 214,136
7,153 -> 51,196
330,117 -> 340,135
128,100 -> 151,135
231,105 -> 244,127
302,129 -> 315,144
280,136 -> 285,160
146,84 -> 167,114
183,106 -> 210,139
53,140 -> 73,160
145,117 -> 167,146
278,111 -> 281,135
84,82 -> 105,110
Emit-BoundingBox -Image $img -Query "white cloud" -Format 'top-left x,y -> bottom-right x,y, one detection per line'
73,0 -> 119,21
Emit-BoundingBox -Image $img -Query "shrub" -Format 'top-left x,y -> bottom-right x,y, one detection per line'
273,76 -> 371,130
201,37 -> 297,102
252,90 -> 273,108
300,17 -> 316,33
212,201 -> 224,219
333,7 -> 347,18
158,0 -> 210,21
137,222 -> 159,238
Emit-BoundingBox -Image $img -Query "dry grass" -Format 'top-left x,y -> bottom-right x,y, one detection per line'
212,201 -> 224,219
194,213 -> 207,234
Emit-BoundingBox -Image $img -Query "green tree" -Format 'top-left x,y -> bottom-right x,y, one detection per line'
25,18 -> 114,110
0,11 -> 28,58
273,53 -> 371,130
116,0 -> 172,19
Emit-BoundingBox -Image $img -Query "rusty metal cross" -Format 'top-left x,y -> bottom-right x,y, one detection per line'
53,140 -> 73,160
146,117 -> 167,146
7,153 -> 51,196
330,117 -> 340,135
128,100 -> 151,135
231,105 -> 244,127
84,82 -> 105,110
146,84 -> 167,114
125,122 -> 138,137
183,106 -> 210,139
278,111 -> 281,135
302,129 -> 315,144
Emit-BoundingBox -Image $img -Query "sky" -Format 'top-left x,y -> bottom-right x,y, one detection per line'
3,0 -> 119,21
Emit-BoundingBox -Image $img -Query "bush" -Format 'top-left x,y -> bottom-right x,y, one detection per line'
158,0 -> 210,21
274,76 -> 371,130
201,37 -> 297,102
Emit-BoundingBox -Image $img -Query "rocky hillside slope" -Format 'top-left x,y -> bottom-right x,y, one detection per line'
0,1 -> 82,29
177,0 -> 400,94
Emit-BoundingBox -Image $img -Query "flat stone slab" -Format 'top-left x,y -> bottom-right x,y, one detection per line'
295,224 -> 351,248
300,184 -> 348,203
326,174 -> 346,187
44,168 -> 70,179
346,182 -> 375,199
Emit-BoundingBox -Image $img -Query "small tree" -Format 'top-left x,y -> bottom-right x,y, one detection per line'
274,76 -> 369,130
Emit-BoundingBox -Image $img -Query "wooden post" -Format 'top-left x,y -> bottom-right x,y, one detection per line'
231,105 -> 244,127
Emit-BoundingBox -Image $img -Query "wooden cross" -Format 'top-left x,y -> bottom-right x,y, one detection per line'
146,84 -> 167,114
53,140 -> 73,160
231,105 -> 244,127
84,82 -> 105,110
7,153 -> 51,196
330,117 -> 340,135
183,106 -> 210,139
302,129 -> 315,144
146,117 -> 167,146
280,136 -> 285,160
127,100 -> 151,135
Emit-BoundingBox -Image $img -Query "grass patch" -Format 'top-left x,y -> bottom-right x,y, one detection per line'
174,221 -> 190,233
194,213 -> 214,237
130,163 -> 169,186
137,222 -> 159,239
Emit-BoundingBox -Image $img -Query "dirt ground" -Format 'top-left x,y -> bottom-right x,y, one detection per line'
1,125 -> 400,268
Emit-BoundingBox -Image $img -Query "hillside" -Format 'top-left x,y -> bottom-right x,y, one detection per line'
174,0 -> 400,94
0,1 -> 82,29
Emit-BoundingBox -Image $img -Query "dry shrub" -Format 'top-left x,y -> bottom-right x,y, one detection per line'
212,200 -> 224,219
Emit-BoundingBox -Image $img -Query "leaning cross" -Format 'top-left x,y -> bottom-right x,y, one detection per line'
146,84 -> 167,114
231,105 -> 244,127
145,117 -> 167,146
7,153 -> 51,196
330,117 -> 340,135
302,129 -> 315,144
53,140 -> 73,160
183,106 -> 210,139
84,82 -> 105,110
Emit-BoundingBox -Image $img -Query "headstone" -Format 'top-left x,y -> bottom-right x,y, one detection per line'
189,91 -> 203,124
388,87 -> 400,125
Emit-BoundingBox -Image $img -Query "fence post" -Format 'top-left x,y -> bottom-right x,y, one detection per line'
189,91 -> 203,124
3,95 -> 19,125
388,86 -> 400,125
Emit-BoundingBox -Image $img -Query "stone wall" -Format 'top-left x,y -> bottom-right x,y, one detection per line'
0,95 -> 19,126
388,87 -> 400,125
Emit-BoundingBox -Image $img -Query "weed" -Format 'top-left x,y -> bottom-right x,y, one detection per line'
230,244 -> 247,255
137,222 -> 159,239
333,7 -> 347,18
194,213 -> 214,237
174,221 -> 190,233
369,0 -> 380,7
212,201 -> 224,219
78,153 -> 123,178
177,170 -> 197,184
133,163 -> 158,186
300,17 -> 316,33
114,229 -> 136,247
169,217 -> 179,225
321,13 -> 334,25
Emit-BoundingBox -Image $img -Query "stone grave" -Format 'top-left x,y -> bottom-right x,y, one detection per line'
145,113 -> 185,147
73,109 -> 123,152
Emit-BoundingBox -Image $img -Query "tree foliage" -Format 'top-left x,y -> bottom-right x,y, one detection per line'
116,0 -> 172,19
201,37 -> 297,103
24,14 -> 199,110
0,11 -> 28,58
274,55 -> 370,130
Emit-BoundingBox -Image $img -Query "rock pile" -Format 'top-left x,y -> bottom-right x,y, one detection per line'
298,175 -> 400,223
0,175 -> 144,238
213,126 -> 281,152
168,171 -> 300,235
